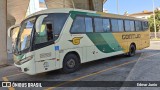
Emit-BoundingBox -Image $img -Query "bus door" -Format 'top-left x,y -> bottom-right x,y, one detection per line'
33,15 -> 57,73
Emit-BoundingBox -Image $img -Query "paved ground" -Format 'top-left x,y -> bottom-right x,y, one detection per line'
0,41 -> 160,90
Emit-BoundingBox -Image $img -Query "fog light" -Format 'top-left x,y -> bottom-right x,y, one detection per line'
24,68 -> 29,72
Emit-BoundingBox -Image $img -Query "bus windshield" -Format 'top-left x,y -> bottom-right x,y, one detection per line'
16,18 -> 36,53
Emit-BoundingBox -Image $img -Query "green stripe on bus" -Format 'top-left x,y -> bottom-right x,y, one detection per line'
69,11 -> 100,19
86,33 -> 123,53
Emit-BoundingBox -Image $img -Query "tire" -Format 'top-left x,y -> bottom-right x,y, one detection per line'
126,44 -> 136,57
61,53 -> 80,73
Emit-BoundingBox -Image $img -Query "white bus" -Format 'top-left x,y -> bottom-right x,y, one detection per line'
10,8 -> 150,75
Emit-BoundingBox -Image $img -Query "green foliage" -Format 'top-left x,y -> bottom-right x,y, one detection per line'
148,10 -> 160,32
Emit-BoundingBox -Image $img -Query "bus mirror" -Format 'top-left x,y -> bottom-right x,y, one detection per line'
36,15 -> 48,33
8,27 -> 12,37
8,24 -> 20,37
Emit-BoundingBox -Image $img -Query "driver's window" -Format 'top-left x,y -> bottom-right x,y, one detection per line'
34,15 -> 53,44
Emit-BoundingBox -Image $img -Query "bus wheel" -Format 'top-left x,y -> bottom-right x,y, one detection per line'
127,44 -> 136,57
61,54 -> 80,73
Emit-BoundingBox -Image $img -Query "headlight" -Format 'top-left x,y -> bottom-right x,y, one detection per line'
20,55 -> 33,64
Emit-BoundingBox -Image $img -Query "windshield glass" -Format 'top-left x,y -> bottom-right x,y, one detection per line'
16,18 -> 36,52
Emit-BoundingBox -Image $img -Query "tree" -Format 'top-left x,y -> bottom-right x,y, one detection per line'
148,10 -> 160,32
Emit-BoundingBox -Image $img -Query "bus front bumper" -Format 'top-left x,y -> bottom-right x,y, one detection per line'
14,59 -> 36,75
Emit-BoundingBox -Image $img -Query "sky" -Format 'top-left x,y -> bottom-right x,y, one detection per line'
103,0 -> 160,15
39,0 -> 45,3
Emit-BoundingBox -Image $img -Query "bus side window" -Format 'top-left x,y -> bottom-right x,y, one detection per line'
34,22 -> 53,44
111,19 -> 119,32
34,24 -> 47,44
124,20 -> 131,32
135,21 -> 143,31
85,17 -> 93,32
71,16 -> 85,33
103,18 -> 111,32
94,18 -> 104,32
118,20 -> 124,32
142,21 -> 149,30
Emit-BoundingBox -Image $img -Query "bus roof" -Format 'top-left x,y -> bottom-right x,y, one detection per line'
26,8 -> 147,21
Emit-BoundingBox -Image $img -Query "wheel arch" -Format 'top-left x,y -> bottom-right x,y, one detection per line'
63,51 -> 81,63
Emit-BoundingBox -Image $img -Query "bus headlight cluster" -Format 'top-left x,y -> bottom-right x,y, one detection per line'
20,55 -> 33,64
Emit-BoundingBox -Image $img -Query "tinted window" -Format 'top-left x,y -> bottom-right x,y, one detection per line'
135,21 -> 142,31
111,19 -> 119,32
124,20 -> 131,32
52,14 -> 69,36
103,19 -> 111,32
34,16 -> 53,44
71,16 -> 85,33
130,21 -> 135,31
118,20 -> 124,32
85,17 -> 93,32
142,21 -> 149,30
94,18 -> 104,32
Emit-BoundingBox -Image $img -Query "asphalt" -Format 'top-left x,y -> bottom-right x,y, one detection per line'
0,41 -> 160,90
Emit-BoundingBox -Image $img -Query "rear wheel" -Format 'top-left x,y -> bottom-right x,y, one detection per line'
61,53 -> 80,73
126,44 -> 136,57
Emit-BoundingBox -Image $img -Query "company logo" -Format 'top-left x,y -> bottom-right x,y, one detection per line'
2,82 -> 11,87
122,34 -> 141,40
69,37 -> 83,45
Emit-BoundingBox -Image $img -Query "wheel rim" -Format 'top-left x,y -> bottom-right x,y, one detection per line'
66,59 -> 76,68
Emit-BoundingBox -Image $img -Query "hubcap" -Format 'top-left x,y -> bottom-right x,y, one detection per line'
67,59 -> 76,68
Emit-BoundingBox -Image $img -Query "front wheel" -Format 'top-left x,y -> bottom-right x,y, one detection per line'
126,44 -> 136,57
61,54 -> 80,73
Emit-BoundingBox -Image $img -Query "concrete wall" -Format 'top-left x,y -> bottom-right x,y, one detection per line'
7,0 -> 30,24
45,0 -> 73,8
92,0 -> 103,11
73,0 -> 90,10
45,0 -> 105,11
0,0 -> 7,65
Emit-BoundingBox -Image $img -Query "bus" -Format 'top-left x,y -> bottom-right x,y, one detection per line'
9,8 -> 150,75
